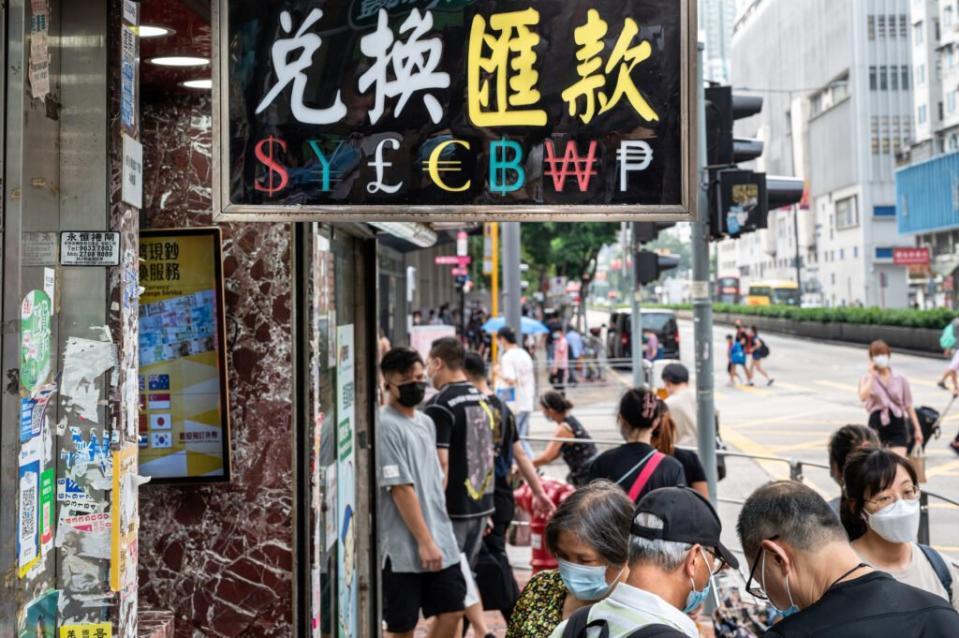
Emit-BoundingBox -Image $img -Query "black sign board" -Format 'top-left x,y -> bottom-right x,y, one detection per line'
213,0 -> 697,221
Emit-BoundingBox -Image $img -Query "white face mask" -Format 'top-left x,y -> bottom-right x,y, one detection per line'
867,497 -> 921,543
872,355 -> 890,369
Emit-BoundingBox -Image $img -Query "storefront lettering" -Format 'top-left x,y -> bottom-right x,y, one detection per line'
139,241 -> 182,282
252,135 -> 656,197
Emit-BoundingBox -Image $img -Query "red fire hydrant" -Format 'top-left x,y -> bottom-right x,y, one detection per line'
514,477 -> 576,574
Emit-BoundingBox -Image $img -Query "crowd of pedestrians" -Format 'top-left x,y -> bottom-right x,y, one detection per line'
374,326 -> 959,638
725,321 -> 774,387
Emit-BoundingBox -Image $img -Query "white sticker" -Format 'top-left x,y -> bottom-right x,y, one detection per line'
43,267 -> 55,301
531,533 -> 542,550
382,465 -> 400,480
121,134 -> 143,208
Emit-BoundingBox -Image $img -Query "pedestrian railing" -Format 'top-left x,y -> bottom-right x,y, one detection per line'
516,435 -> 959,570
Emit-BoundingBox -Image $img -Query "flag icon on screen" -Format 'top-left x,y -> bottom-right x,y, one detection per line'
148,374 -> 170,391
151,432 -> 173,449
149,414 -> 172,430
148,393 -> 171,409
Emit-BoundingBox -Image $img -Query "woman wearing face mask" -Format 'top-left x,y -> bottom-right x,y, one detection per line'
587,387 -> 686,503
858,340 -> 923,457
506,481 -> 633,638
842,448 -> 959,609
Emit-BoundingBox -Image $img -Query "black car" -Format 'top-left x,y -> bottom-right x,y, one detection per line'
606,310 -> 680,363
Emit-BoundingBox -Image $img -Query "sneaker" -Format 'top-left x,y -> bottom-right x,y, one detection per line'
951,441 -> 959,457
747,381 -> 755,387
938,380 -> 949,391
767,378 -> 775,387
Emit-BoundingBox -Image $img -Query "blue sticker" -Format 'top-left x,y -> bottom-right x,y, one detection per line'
20,398 -> 39,443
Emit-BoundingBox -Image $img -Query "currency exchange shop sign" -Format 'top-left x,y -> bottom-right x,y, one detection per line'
214,0 -> 698,222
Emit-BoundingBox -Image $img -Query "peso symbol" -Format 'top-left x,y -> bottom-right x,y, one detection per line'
254,136 -> 289,195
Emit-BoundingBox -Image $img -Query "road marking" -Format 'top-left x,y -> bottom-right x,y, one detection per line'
925,459 -> 959,479
771,381 -> 814,393
768,438 -> 830,453
735,384 -> 770,395
726,409 -> 836,430
815,380 -> 859,393
721,427 -> 827,497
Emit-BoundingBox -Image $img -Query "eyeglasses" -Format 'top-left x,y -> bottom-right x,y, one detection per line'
744,535 -> 778,600
866,484 -> 920,509
705,548 -> 727,576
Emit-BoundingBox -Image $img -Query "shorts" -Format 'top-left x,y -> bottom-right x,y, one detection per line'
868,411 -> 911,448
949,349 -> 959,372
382,558 -> 466,633
452,516 -> 487,567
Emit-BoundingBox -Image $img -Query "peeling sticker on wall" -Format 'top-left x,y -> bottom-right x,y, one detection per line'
61,337 -> 116,422
18,589 -> 58,638
59,623 -> 113,638
18,437 -> 42,577
21,290 -> 53,395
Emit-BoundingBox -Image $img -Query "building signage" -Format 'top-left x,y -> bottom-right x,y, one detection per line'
893,247 -> 930,266
214,0 -> 697,221
60,231 -> 121,266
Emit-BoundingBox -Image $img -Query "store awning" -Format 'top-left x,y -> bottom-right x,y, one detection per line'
368,222 -> 437,249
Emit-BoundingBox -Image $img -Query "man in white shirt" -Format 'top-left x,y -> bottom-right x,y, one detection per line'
551,487 -> 738,638
495,326 -> 536,459
662,363 -> 697,446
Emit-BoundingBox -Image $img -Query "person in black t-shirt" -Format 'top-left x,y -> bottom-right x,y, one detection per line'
651,409 -> 708,499
426,338 -> 498,638
587,387 -> 685,503
737,481 -> 959,637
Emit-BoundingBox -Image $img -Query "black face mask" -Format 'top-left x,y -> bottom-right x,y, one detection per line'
395,381 -> 427,408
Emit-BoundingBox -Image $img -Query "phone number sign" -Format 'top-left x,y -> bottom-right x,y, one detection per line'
214,0 -> 698,221
60,231 -> 121,266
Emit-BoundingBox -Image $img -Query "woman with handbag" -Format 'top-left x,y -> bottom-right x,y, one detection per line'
858,340 -> 924,457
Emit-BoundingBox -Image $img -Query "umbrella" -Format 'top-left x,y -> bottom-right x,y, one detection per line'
481,316 -> 550,335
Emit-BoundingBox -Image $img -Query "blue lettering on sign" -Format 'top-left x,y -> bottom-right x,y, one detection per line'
489,140 -> 526,195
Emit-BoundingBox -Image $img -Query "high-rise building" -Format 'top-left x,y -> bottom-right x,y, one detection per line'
701,0 -> 737,84
894,0 -> 959,308
718,0 -> 914,308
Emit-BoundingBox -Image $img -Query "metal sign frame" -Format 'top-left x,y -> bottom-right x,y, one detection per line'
211,0 -> 698,223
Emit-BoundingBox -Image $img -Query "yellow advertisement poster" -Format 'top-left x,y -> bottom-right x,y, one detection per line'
59,624 -> 112,638
110,443 -> 138,592
138,229 -> 230,482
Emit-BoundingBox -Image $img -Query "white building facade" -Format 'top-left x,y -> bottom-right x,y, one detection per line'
718,0 -> 914,308
701,0 -> 738,84
909,0 -> 959,160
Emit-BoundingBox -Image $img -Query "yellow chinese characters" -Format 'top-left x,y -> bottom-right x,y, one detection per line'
467,8 -> 547,127
562,9 -> 660,124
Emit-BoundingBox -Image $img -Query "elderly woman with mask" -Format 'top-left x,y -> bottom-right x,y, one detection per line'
507,481 -> 633,638
858,340 -> 923,457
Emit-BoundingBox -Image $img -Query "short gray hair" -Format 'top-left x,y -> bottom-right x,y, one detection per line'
546,480 -> 635,565
628,513 -> 693,571
737,481 -> 846,558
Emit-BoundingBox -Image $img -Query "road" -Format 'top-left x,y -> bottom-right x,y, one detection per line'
522,313 -> 959,568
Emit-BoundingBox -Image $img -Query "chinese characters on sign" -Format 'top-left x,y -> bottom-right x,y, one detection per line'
892,247 -> 930,266
60,231 -> 121,266
219,0 -> 694,219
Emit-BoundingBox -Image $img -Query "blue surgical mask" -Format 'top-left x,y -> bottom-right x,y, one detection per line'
557,559 -> 621,601
683,549 -> 714,613
761,551 -> 799,618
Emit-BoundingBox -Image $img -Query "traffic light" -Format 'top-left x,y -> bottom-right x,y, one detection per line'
705,86 -> 805,240
635,251 -> 680,285
634,222 -> 676,245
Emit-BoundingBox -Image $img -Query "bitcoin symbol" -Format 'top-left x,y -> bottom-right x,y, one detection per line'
254,136 -> 289,195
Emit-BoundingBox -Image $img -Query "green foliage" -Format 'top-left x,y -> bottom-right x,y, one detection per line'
522,222 -> 620,290
650,304 -> 957,330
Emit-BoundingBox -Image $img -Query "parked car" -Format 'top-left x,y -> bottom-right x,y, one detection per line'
606,309 -> 680,364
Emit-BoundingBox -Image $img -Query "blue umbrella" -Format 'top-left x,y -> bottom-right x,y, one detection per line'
482,316 -> 550,335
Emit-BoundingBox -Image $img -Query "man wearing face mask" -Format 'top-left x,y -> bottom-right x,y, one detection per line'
377,347 -> 465,637
738,481 -> 959,637
551,487 -> 739,638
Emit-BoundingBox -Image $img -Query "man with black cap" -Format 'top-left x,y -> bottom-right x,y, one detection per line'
551,487 -> 738,638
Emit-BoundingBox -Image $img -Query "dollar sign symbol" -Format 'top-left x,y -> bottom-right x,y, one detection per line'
254,136 -> 289,195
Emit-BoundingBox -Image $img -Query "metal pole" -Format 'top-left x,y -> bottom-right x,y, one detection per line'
793,207 -> 802,291
491,222 -> 500,363
630,223 -> 646,387
693,42 -> 718,505
503,222 -> 523,339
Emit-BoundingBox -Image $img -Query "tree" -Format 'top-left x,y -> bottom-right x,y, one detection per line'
522,222 -> 619,326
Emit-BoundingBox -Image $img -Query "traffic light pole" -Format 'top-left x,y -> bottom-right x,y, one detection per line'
630,222 -> 646,387
693,42 -> 718,505
502,222 -> 523,340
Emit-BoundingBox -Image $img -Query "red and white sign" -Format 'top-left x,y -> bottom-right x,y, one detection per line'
434,255 -> 472,266
451,268 -> 469,276
893,247 -> 930,266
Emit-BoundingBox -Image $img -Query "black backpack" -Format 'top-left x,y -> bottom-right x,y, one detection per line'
561,604 -> 688,638
918,544 -> 954,602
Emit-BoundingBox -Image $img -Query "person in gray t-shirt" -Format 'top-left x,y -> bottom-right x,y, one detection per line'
378,347 -> 465,637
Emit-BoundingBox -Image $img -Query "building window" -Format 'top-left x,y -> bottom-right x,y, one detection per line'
880,65 -> 888,90
875,247 -> 894,259
919,104 -> 928,124
878,15 -> 887,37
918,64 -> 926,84
900,14 -> 908,38
890,66 -> 899,90
836,196 -> 859,229
868,15 -> 876,39
874,206 -> 896,218
949,91 -> 957,114
840,248 -> 845,259
831,273 -> 837,285
939,100 -> 945,121
854,246 -> 859,258
901,65 -> 910,90
870,66 -> 878,91
914,21 -> 924,45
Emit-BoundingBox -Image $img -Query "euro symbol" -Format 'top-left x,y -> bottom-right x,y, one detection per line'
427,139 -> 471,192
254,136 -> 289,195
